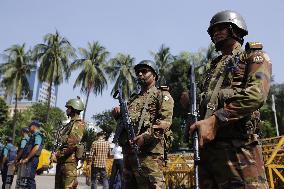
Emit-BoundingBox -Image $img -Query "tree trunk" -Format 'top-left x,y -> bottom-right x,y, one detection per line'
46,80 -> 53,122
12,94 -> 18,143
83,89 -> 90,121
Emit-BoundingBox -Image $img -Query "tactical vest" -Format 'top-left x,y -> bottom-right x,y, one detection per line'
199,43 -> 263,141
23,132 -> 44,158
123,86 -> 172,154
59,119 -> 85,160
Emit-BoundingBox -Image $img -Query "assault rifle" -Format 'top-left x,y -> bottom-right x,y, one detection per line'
49,121 -> 64,167
187,64 -> 200,189
112,83 -> 142,171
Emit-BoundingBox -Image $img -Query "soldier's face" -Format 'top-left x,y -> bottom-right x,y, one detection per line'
66,107 -> 72,116
135,68 -> 156,86
211,23 -> 230,44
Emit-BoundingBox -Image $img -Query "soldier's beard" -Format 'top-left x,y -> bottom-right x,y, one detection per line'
137,78 -> 146,86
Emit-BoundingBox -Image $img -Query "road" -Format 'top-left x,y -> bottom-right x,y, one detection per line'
0,175 -> 102,189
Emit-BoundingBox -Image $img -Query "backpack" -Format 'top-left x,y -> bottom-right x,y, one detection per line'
7,145 -> 17,162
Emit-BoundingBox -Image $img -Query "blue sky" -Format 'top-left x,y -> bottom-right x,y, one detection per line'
1,1 -> 283,122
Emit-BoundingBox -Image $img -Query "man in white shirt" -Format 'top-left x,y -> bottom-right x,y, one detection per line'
109,143 -> 123,189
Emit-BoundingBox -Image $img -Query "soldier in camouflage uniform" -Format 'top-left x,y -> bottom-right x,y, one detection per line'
55,98 -> 86,189
184,10 -> 271,189
112,60 -> 174,189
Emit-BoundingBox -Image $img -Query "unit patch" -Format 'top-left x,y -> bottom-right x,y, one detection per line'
253,55 -> 264,64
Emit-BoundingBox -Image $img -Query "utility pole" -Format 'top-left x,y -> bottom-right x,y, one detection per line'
271,94 -> 279,136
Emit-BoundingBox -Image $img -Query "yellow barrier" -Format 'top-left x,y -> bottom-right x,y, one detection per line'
163,153 -> 194,188
261,136 -> 284,189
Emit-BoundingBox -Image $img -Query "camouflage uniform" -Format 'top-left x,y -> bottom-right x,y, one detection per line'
55,114 -> 86,189
120,85 -> 174,189
198,41 -> 271,189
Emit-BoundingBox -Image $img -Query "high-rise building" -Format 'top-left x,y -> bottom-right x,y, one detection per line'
36,81 -> 58,107
0,66 -> 58,117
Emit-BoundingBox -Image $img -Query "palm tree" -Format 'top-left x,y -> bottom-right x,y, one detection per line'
0,44 -> 35,142
151,44 -> 174,85
105,53 -> 136,100
33,31 -> 76,122
71,41 -> 109,120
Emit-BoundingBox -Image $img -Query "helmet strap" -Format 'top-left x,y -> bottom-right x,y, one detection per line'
228,25 -> 244,45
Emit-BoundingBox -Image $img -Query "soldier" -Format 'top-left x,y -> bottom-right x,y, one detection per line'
182,10 -> 271,188
112,60 -> 174,189
0,137 -> 17,189
55,98 -> 86,189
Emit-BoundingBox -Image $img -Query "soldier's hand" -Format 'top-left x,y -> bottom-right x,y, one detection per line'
112,107 -> 121,119
180,91 -> 190,109
20,158 -> 29,164
51,152 -> 57,162
133,135 -> 144,147
189,115 -> 217,148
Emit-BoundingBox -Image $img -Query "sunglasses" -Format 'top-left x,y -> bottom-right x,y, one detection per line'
135,68 -> 151,75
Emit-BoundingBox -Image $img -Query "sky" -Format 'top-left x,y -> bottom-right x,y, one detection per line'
1,0 -> 283,122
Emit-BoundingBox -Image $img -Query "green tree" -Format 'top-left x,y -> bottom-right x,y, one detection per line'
260,83 -> 284,136
0,44 -> 35,142
33,31 -> 76,122
166,44 -> 218,150
30,102 -> 66,150
92,110 -> 117,139
151,44 -> 174,85
0,97 -> 9,126
106,53 -> 136,100
81,128 -> 96,151
0,97 -> 9,137
72,41 -> 109,120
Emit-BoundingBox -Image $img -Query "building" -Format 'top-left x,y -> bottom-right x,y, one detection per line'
0,66 -> 58,117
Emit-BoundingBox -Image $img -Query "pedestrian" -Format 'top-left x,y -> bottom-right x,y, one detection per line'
109,143 -> 123,189
112,60 -> 174,189
90,131 -> 110,189
0,137 -> 17,189
183,10 -> 271,188
55,97 -> 86,189
19,120 -> 44,189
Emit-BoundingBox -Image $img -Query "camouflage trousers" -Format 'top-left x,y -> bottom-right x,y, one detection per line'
123,153 -> 165,189
199,141 -> 269,189
55,161 -> 78,189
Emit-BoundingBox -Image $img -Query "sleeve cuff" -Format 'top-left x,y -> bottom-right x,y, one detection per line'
213,109 -> 231,126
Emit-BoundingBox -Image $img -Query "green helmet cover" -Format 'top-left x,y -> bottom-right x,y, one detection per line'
65,98 -> 84,111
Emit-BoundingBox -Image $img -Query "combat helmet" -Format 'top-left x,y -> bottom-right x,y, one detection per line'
207,10 -> 248,37
65,98 -> 84,111
134,60 -> 159,80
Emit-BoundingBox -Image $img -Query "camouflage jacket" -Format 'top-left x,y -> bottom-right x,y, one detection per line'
124,85 -> 174,154
57,115 -> 86,162
199,43 -> 272,142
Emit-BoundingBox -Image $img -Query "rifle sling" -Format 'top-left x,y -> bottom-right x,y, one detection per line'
204,56 -> 232,119
137,93 -> 151,135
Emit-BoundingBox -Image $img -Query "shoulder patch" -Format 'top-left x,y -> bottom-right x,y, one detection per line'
159,85 -> 170,91
245,42 -> 263,51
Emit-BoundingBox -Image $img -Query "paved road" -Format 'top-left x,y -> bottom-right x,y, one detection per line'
0,175 -> 102,189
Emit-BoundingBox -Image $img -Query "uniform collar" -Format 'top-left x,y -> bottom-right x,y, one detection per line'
140,85 -> 157,95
